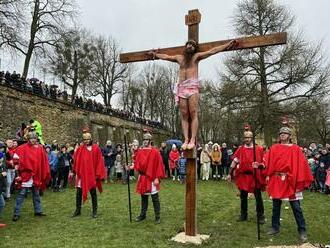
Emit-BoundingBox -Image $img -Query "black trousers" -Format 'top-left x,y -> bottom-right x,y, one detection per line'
51,170 -> 57,189
57,167 -> 70,188
139,193 -> 160,220
75,187 -> 97,213
240,189 -> 264,218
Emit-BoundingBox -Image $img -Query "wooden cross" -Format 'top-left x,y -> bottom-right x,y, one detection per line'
120,9 -> 287,237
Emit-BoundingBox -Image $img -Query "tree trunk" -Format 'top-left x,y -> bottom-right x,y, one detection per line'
71,50 -> 79,101
259,46 -> 272,146
22,0 -> 39,79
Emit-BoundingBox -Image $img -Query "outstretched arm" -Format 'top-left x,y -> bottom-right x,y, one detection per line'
148,50 -> 179,63
196,40 -> 237,61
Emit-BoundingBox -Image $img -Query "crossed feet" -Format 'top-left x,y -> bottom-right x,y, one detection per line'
182,140 -> 195,150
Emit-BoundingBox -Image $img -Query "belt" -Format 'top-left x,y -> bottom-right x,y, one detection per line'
243,171 -> 253,175
274,172 -> 287,181
274,172 -> 287,176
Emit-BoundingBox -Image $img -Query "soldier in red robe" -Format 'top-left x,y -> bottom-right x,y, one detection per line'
264,126 -> 313,242
12,131 -> 50,222
128,132 -> 165,224
72,130 -> 106,218
227,129 -> 266,224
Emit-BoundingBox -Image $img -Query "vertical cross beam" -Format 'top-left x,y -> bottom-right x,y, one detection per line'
184,9 -> 201,237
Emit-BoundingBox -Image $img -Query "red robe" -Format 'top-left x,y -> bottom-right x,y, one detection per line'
135,147 -> 165,195
264,144 -> 313,199
233,145 -> 266,193
15,143 -> 50,191
169,150 -> 180,169
73,144 -> 106,202
6,147 -> 17,169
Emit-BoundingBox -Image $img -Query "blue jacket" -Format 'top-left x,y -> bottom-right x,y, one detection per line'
47,151 -> 58,171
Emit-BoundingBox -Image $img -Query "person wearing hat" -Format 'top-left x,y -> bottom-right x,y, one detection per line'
169,144 -> 180,181
72,130 -> 106,218
227,129 -> 266,224
12,131 -> 50,222
29,119 -> 45,145
200,144 -> 211,181
127,132 -> 165,224
264,126 -> 313,242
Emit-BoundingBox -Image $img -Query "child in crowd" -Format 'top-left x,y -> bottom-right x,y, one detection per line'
308,155 -> 319,192
200,144 -> 211,181
169,144 -> 180,181
178,151 -> 186,184
115,144 -> 125,183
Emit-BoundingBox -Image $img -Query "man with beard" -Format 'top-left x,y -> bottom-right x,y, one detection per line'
264,127 -> 313,242
127,132 -> 165,224
12,131 -> 50,221
227,129 -> 266,224
149,40 -> 236,150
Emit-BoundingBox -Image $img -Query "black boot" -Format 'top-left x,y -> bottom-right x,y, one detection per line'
151,193 -> 161,224
135,195 -> 148,222
90,188 -> 97,218
72,188 -> 82,217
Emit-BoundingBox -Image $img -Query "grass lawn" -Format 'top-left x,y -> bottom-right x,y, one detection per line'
0,180 -> 329,248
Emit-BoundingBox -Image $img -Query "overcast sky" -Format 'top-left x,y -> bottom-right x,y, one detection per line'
2,0 -> 330,83
77,0 -> 330,80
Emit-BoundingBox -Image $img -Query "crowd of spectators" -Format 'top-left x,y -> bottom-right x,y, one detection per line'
0,71 -> 165,129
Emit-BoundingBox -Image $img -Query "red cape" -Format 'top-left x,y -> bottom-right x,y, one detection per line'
135,147 -> 165,195
16,143 -> 50,191
233,145 -> 266,192
73,144 -> 106,202
169,150 -> 180,169
264,144 -> 313,199
6,147 -> 17,169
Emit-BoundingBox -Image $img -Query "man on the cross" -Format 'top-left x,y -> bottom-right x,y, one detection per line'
149,39 -> 237,150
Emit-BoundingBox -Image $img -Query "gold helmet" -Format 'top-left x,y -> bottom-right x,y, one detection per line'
243,131 -> 253,138
27,131 -> 38,140
279,126 -> 292,135
243,124 -> 253,138
143,132 -> 152,140
82,127 -> 92,140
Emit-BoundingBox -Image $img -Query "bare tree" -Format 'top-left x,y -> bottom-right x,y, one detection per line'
87,36 -> 128,107
0,0 -> 24,49
220,0 -> 330,145
120,63 -> 178,130
49,28 -> 94,100
7,0 -> 77,78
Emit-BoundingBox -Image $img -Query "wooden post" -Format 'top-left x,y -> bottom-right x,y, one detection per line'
183,9 -> 201,237
184,148 -> 197,236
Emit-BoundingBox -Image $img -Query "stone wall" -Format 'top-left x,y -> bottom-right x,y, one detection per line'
0,84 -> 172,146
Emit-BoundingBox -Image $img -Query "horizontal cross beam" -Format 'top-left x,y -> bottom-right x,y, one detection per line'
120,32 -> 287,63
